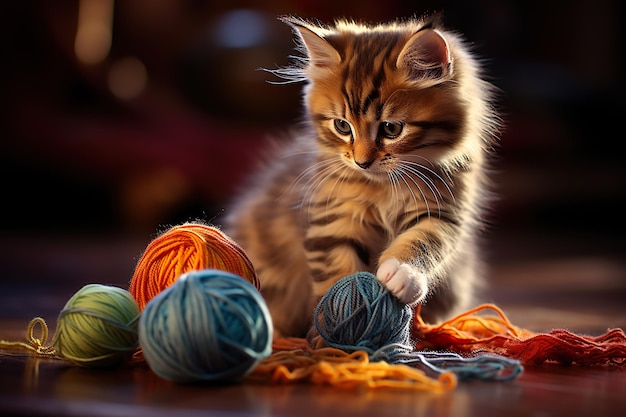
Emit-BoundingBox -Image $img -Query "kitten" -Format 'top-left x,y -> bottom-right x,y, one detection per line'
223,15 -> 499,339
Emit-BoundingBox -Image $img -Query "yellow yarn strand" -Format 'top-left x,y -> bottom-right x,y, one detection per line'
1,284 -> 140,368
247,338 -> 457,391
0,317 -> 60,358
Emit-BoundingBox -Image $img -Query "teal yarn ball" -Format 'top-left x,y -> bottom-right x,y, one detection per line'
314,272 -> 414,354
138,269 -> 273,383
53,284 -> 141,367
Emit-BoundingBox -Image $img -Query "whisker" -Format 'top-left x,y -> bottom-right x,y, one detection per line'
398,163 -> 445,215
301,160 -> 348,219
280,149 -> 319,160
387,170 -> 405,214
389,169 -> 412,218
400,163 -> 443,203
403,153 -> 437,170
280,158 -> 336,202
395,165 -> 432,218
303,163 -> 339,208
321,164 -> 352,217
402,160 -> 456,204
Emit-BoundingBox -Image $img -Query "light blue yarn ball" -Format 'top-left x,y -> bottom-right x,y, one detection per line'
314,272 -> 414,354
138,269 -> 273,383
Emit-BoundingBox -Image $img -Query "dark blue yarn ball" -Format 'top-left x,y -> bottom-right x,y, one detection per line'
314,272 -> 414,354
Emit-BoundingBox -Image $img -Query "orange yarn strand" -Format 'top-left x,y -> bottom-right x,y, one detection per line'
413,303 -> 626,367
413,303 -> 534,352
129,223 -> 259,310
247,337 -> 457,391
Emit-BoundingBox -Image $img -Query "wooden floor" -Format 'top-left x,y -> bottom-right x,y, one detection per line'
1,228 -> 625,417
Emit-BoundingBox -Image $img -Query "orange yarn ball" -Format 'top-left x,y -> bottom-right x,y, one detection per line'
129,222 -> 259,310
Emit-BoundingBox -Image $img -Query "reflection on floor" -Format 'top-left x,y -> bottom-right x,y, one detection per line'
1,228 -> 625,417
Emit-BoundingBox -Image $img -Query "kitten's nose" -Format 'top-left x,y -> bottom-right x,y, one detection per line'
355,159 -> 374,169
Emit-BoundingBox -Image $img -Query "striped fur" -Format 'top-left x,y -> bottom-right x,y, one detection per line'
224,16 -> 499,338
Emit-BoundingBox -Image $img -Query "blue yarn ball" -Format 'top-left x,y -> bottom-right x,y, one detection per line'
314,272 -> 414,354
138,269 -> 273,383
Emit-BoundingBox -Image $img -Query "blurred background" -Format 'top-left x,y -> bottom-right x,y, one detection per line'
0,1 -> 624,331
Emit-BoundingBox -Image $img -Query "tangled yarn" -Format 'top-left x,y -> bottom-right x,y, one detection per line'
249,338 -> 457,391
138,269 -> 273,383
0,317 -> 57,357
249,336 -> 522,390
53,284 -> 140,367
314,272 -> 414,354
413,304 -> 626,367
129,222 -> 259,310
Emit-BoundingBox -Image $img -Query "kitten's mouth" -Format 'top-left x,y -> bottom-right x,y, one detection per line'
349,160 -> 388,180
354,159 -> 375,170
339,153 -> 389,181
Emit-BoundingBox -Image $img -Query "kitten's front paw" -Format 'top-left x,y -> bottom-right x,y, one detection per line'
376,258 -> 427,305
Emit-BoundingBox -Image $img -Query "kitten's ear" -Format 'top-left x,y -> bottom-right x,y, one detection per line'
396,29 -> 452,80
280,16 -> 341,68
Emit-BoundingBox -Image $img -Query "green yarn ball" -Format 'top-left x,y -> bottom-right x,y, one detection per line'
53,284 -> 141,367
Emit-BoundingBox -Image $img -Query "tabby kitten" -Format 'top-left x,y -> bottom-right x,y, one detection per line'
224,15 -> 499,339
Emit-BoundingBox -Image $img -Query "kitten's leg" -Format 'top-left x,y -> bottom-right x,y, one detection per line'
376,219 -> 457,308
304,232 -> 372,347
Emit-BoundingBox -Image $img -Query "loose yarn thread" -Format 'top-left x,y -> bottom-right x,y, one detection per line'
0,284 -> 140,367
373,348 -> 523,381
250,272 -> 523,389
248,337 -> 457,391
0,317 -> 58,358
129,222 -> 259,310
53,284 -> 141,367
413,304 -> 626,367
138,269 -> 273,383
313,272 -> 522,380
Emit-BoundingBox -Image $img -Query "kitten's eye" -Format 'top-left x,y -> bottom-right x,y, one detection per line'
333,119 -> 352,136
380,121 -> 404,139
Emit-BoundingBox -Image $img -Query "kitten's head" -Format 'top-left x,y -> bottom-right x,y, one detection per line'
276,16 -> 493,181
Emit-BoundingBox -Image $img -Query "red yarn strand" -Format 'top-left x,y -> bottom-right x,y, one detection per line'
413,304 -> 626,367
